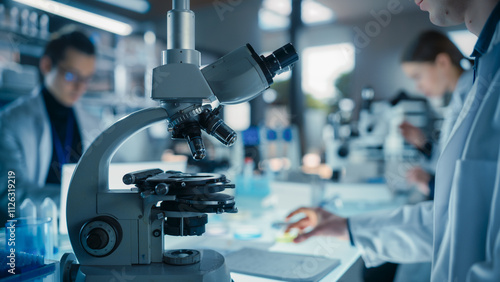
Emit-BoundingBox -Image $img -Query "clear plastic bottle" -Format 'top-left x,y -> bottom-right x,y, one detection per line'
0,4 -> 5,27
9,7 -> 19,31
20,198 -> 37,244
39,14 -> 49,38
20,8 -> 29,35
20,198 -> 36,219
40,197 -> 58,257
28,11 -> 38,36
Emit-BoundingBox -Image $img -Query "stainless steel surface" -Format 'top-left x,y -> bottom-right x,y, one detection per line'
162,49 -> 200,65
173,0 -> 190,10
167,6 -> 195,50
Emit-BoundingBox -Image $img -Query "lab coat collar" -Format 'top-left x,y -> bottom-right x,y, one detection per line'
471,1 -> 500,58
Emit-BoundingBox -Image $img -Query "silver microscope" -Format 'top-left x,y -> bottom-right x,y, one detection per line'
60,0 -> 298,281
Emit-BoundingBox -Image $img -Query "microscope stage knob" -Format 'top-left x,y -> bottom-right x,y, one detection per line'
155,183 -> 169,195
163,249 -> 201,265
86,228 -> 109,250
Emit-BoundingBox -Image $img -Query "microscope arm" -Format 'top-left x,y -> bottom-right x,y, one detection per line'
66,107 -> 169,265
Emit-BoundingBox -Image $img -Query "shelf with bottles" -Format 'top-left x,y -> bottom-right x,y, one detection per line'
0,3 -> 50,56
0,29 -> 47,58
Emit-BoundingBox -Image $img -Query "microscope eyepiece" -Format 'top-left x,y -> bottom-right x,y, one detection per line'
261,43 -> 299,77
243,43 -> 299,86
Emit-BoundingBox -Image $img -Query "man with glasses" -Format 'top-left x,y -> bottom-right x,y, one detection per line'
0,29 -> 97,223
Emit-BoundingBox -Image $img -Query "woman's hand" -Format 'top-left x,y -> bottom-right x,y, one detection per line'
284,207 -> 349,243
399,121 -> 427,150
407,167 -> 431,196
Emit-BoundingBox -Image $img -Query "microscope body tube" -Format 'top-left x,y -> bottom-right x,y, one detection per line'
164,0 -> 199,65
173,0 -> 189,10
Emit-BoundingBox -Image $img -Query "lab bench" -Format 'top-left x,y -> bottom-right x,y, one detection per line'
3,181 -> 408,281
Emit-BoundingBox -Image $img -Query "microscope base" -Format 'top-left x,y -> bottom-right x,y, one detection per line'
73,249 -> 231,282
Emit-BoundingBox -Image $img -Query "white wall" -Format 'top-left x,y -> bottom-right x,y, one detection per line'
186,2 -> 473,124
195,0 -> 262,55
349,12 -> 439,104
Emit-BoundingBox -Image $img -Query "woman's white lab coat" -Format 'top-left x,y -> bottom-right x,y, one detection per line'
349,22 -> 500,282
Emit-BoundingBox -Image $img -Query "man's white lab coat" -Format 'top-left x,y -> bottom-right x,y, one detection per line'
0,89 -> 100,223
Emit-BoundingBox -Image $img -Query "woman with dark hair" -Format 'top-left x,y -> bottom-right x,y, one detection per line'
362,29 -> 473,282
399,30 -> 473,199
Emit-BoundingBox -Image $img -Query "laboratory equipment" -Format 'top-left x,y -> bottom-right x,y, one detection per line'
384,91 -> 431,159
324,112 -> 349,180
39,14 -> 49,38
353,87 -> 390,158
0,250 -> 57,281
384,92 -> 431,194
40,197 -> 58,256
324,88 -> 390,183
60,1 -> 298,281
225,248 -> 340,281
0,65 -> 39,92
357,86 -> 376,137
260,126 -> 301,173
19,198 -> 36,219
5,217 -> 53,258
153,0 -> 297,160
0,4 -> 4,26
9,7 -> 19,30
20,8 -> 29,34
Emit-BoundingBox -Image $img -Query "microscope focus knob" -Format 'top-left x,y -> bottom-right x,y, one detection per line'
80,217 -> 121,257
155,183 -> 169,195
86,228 -> 109,250
163,249 -> 201,266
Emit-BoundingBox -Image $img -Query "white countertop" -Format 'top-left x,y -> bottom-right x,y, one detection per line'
49,180 -> 406,282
